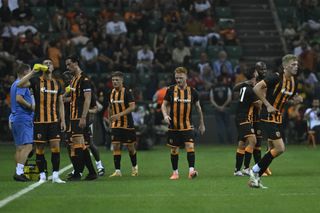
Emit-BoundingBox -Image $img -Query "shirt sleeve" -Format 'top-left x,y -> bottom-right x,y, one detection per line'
263,72 -> 280,88
81,77 -> 92,93
192,88 -> 199,103
164,87 -> 172,102
126,88 -> 135,103
16,87 -> 28,96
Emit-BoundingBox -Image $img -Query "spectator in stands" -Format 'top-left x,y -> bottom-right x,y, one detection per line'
106,13 -> 128,39
136,44 -> 154,76
0,0 -> 13,23
132,28 -> 147,52
163,6 -> 182,32
172,29 -> 189,48
193,0 -> 212,19
154,43 -> 172,73
80,40 -> 99,73
209,75 -> 232,144
114,46 -> 134,73
124,1 -> 144,32
294,40 -> 310,56
51,8 -> 68,32
185,15 -> 208,48
304,98 -> 320,147
212,50 -> 233,78
98,40 -> 114,73
299,41 -> 319,71
283,22 -> 297,49
47,40 -> 62,71
12,0 -> 33,22
153,27 -> 168,52
172,40 -> 191,65
219,22 -> 239,46
0,39 -> 15,76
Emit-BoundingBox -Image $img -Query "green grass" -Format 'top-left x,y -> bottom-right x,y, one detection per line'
0,144 -> 319,213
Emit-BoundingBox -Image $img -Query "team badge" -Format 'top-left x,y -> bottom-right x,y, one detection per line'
37,133 -> 42,139
276,131 -> 281,137
169,139 -> 173,144
189,139 -> 194,142
257,130 -> 261,135
111,136 -> 114,140
251,128 -> 254,133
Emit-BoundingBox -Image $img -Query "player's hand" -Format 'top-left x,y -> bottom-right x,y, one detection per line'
110,114 -> 120,122
79,117 -> 86,128
60,120 -> 66,132
163,115 -> 171,125
199,123 -> 205,135
266,105 -> 277,114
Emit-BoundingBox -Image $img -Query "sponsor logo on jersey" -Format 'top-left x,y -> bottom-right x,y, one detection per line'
40,87 -> 58,94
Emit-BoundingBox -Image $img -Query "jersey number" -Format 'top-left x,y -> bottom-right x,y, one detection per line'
239,87 -> 247,102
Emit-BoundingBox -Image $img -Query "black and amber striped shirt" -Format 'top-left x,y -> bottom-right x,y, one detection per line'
109,87 -> 135,129
164,85 -> 199,131
235,83 -> 257,124
30,76 -> 63,123
260,72 -> 296,123
70,73 -> 92,120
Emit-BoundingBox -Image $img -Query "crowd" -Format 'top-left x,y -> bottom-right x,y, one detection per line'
1,0 -> 320,145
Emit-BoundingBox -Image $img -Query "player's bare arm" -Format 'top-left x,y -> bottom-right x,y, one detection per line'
58,95 -> 66,131
253,80 -> 277,114
195,101 -> 205,135
79,91 -> 91,128
17,69 -> 36,88
161,99 -> 171,125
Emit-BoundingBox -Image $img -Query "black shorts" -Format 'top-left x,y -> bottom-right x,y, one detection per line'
167,130 -> 195,148
111,128 -> 136,144
261,121 -> 282,140
237,122 -> 255,142
253,121 -> 263,139
71,119 -> 86,136
34,122 -> 61,143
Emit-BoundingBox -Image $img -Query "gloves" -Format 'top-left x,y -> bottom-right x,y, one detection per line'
33,64 -> 48,72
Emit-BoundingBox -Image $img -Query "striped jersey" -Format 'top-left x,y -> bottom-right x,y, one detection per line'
164,85 -> 199,131
109,87 -> 135,129
260,72 -> 296,123
30,76 -> 63,123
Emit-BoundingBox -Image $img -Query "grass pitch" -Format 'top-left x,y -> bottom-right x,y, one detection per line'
0,143 -> 319,213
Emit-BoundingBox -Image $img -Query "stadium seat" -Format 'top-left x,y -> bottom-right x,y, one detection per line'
83,0 -> 99,6
207,45 -> 222,59
215,7 -> 232,19
191,47 -> 205,61
201,103 -> 216,115
124,73 -> 136,86
157,73 -> 172,82
277,7 -> 296,22
147,20 -> 163,33
274,0 -> 295,6
85,7 -> 100,17
225,46 -> 243,58
30,7 -> 48,20
309,7 -> 320,20
34,20 -> 49,33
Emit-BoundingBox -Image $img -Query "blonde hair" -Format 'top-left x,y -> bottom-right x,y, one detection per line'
282,54 -> 298,66
174,67 -> 188,74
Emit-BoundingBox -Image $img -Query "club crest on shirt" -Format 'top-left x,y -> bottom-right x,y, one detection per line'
37,133 -> 42,139
276,131 -> 281,137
